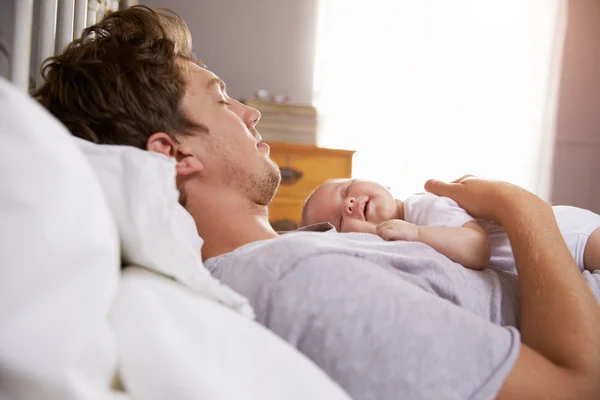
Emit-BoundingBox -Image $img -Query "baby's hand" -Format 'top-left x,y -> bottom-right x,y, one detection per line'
376,220 -> 419,242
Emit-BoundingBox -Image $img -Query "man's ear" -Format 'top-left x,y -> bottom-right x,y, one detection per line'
146,132 -> 203,177
175,149 -> 203,177
147,132 -> 177,157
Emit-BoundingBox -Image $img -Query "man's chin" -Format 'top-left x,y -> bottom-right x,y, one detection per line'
262,168 -> 281,206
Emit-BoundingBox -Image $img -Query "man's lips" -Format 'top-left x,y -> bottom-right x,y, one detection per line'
255,133 -> 266,148
257,141 -> 270,152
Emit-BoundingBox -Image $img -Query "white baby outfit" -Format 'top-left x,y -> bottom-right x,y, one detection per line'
403,193 -> 600,273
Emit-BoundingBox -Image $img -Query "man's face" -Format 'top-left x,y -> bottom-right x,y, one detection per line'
179,65 -> 281,205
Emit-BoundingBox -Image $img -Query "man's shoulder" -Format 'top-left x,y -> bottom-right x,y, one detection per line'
206,232 -> 331,280
204,232 -> 382,320
213,231 -> 358,260
206,231 -> 385,283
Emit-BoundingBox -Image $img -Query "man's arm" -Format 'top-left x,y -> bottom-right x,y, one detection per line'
377,220 -> 491,269
426,177 -> 600,399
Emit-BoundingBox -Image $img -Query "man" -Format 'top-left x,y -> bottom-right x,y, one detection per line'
36,6 -> 600,399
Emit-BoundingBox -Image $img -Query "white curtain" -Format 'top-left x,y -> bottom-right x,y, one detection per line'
313,0 -> 567,200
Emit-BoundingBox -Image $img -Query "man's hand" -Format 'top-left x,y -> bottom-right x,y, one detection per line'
424,175 -> 541,224
427,175 -> 600,399
376,219 -> 419,242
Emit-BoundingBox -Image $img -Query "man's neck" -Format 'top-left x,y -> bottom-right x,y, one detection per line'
186,190 -> 279,261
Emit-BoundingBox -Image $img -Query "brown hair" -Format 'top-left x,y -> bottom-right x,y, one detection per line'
35,6 -> 203,148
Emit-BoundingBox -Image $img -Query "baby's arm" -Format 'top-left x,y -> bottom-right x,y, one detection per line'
376,220 -> 491,269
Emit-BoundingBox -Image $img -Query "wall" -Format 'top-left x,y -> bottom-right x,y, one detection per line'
551,0 -> 600,213
142,0 -> 319,104
0,0 -> 14,81
2,0 -> 598,212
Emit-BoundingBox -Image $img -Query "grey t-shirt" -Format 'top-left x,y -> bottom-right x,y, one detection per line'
205,231 -> 522,400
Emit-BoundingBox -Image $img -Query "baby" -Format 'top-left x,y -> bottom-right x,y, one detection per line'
302,178 -> 600,273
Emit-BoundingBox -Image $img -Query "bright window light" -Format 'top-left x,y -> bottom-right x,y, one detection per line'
313,0 -> 567,199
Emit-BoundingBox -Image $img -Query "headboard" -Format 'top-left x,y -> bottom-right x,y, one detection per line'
5,0 -> 126,92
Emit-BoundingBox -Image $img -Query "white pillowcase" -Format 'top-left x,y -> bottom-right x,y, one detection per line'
75,138 -> 254,318
0,77 -> 120,399
112,266 -> 352,400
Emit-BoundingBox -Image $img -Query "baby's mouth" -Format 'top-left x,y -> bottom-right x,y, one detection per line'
363,200 -> 369,221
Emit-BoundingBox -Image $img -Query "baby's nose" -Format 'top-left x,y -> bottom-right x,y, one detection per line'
345,197 -> 355,214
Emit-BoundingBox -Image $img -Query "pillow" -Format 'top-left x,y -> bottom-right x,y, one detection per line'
75,138 -> 254,318
0,78 -> 120,398
112,266 -> 352,400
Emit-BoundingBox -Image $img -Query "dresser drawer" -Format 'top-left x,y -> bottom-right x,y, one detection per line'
270,142 -> 353,200
268,197 -> 304,231
268,142 -> 354,231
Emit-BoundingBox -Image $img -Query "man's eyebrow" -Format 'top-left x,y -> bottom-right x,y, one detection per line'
207,77 -> 226,92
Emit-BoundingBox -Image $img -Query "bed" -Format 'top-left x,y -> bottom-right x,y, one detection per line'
5,2 -> 600,399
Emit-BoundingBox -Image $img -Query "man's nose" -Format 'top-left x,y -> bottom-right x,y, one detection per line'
242,103 -> 261,129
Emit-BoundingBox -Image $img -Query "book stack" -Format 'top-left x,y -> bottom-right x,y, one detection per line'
243,99 -> 317,145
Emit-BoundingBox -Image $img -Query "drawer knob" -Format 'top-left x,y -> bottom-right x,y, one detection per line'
279,167 -> 303,185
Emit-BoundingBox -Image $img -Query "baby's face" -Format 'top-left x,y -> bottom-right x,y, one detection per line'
305,179 -> 397,233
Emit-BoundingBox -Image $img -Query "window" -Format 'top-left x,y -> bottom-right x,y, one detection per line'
313,0 -> 567,199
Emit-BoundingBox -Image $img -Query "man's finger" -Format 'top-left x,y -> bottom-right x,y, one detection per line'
451,174 -> 474,184
424,179 -> 452,196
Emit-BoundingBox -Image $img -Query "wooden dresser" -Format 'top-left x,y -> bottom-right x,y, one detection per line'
268,142 -> 355,231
